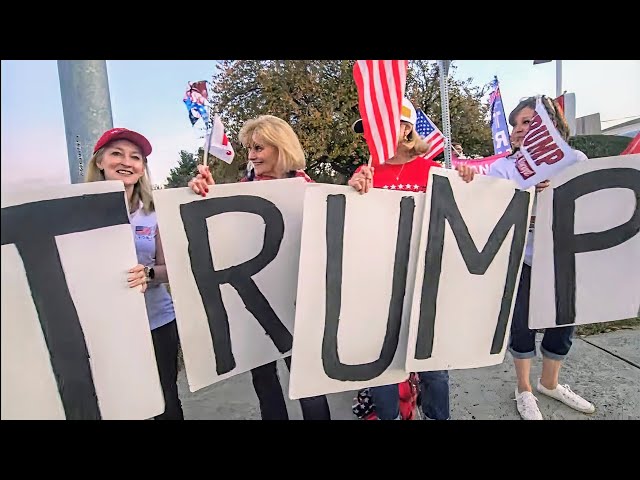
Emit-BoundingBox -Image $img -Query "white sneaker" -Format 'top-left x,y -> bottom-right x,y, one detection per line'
536,379 -> 595,414
514,387 -> 543,420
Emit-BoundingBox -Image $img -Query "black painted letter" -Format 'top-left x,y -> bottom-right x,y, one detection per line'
1,192 -> 130,419
553,168 -> 640,325
415,175 -> 530,359
322,194 -> 415,381
180,196 -> 292,375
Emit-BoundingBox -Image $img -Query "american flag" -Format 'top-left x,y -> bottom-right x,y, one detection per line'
135,226 -> 152,236
353,60 -> 408,167
415,109 -> 445,162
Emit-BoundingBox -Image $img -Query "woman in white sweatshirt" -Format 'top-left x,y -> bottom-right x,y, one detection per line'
458,95 -> 594,420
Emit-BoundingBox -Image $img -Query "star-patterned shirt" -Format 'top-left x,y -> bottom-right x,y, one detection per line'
355,156 -> 442,192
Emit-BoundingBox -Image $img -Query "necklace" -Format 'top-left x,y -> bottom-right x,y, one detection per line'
395,163 -> 406,182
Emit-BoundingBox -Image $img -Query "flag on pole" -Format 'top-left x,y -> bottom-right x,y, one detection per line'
353,60 -> 408,167
204,114 -> 235,164
489,76 -> 511,155
183,80 -> 211,130
415,109 -> 445,162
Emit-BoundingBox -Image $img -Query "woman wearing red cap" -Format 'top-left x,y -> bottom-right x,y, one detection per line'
86,127 -> 184,420
189,115 -> 331,420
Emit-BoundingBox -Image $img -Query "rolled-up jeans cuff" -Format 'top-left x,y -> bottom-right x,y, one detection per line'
540,345 -> 568,361
508,346 -> 536,359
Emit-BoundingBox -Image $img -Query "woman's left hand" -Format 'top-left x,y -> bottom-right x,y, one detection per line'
535,180 -> 551,192
128,264 -> 148,293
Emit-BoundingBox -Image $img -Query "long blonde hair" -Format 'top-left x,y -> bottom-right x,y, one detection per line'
399,123 -> 432,157
85,148 -> 155,214
239,115 -> 306,174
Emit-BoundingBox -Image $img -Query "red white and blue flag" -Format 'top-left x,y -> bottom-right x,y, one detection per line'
353,60 -> 408,167
489,76 -> 511,155
415,109 -> 445,162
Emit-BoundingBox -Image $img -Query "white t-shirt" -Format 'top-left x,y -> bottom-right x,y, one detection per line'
130,206 -> 176,330
486,149 -> 588,266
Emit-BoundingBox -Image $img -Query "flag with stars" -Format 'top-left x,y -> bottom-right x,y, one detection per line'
415,109 -> 445,162
353,60 -> 408,167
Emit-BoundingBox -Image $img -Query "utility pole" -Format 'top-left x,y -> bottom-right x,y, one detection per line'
556,60 -> 563,97
58,61 -> 113,184
438,60 -> 452,169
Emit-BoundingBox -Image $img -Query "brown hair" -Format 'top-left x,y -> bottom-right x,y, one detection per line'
508,95 -> 570,140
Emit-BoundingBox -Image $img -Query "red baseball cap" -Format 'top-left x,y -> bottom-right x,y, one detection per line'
93,128 -> 152,158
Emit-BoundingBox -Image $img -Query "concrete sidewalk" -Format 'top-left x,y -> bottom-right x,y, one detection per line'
178,326 -> 640,420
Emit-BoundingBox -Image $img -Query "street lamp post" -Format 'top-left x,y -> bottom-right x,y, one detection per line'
533,60 -> 563,97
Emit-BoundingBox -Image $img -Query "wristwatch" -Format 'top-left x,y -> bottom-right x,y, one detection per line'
144,266 -> 155,282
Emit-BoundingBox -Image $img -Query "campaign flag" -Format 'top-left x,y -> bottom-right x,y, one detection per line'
489,76 -> 511,155
415,109 -> 445,163
183,80 -> 211,130
353,60 -> 408,167
511,95 -> 578,189
204,114 -> 235,164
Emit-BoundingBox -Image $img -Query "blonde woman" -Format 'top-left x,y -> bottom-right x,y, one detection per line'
190,115 -> 331,420
86,128 -> 183,420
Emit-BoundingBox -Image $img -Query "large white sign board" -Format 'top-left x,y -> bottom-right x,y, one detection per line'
154,179 -> 306,392
1,181 -> 164,420
530,154 -> 640,329
289,184 -> 424,399
406,169 -> 534,372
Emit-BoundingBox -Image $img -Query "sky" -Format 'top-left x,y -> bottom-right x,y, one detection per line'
2,60 -> 638,189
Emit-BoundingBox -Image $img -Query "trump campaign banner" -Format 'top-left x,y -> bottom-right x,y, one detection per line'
511,96 -> 578,189
451,152 -> 510,175
489,77 -> 511,155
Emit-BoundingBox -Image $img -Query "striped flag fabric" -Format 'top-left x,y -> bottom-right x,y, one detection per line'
620,132 -> 640,155
415,109 -> 445,162
353,60 -> 408,167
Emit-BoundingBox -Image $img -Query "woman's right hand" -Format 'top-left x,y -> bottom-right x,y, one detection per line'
456,164 -> 475,183
188,164 -> 215,197
348,165 -> 374,194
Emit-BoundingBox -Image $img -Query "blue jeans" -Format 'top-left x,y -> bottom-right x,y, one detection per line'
370,370 -> 450,420
508,264 -> 574,360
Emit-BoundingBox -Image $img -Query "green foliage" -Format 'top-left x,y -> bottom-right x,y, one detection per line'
165,150 -> 200,188
194,60 -> 496,183
575,318 -> 639,336
407,61 -> 494,158
568,134 -> 632,159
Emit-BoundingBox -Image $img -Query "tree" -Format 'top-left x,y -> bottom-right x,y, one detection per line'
165,150 -> 200,188
406,61 -> 494,158
181,60 -> 496,183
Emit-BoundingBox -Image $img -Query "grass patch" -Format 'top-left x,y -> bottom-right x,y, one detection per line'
575,317 -> 640,337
